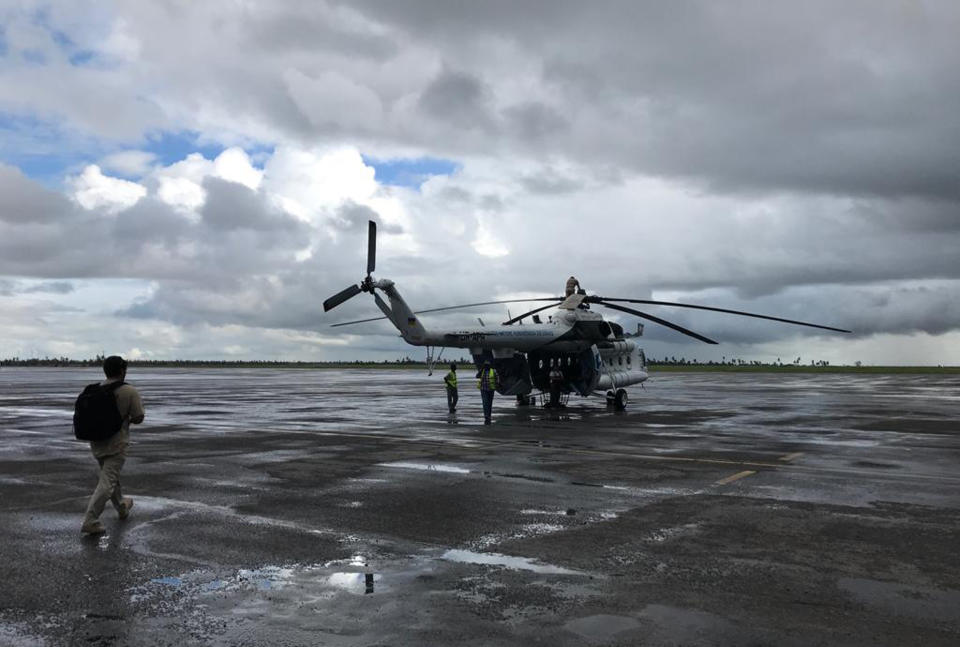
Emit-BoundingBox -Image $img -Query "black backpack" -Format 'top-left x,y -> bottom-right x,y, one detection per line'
73,381 -> 125,441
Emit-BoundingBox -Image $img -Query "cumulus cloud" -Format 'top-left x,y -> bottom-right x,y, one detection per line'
99,150 -> 157,176
68,165 -> 147,213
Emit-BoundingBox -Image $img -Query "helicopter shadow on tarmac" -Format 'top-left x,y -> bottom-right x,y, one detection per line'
442,400 -> 628,427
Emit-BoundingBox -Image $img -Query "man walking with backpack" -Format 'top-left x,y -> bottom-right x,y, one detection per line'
76,355 -> 144,535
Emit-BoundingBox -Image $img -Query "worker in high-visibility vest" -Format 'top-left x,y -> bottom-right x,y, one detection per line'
443,363 -> 458,413
476,360 -> 498,424
548,361 -> 564,408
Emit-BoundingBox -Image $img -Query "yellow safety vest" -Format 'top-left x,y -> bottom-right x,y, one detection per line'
444,371 -> 457,389
477,368 -> 497,391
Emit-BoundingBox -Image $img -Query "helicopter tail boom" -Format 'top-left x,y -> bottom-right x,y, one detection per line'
373,280 -> 430,345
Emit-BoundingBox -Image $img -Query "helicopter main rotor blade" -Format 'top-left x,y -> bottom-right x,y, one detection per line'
323,284 -> 363,312
592,297 -> 851,334
501,301 -> 561,325
414,297 -> 562,316
600,302 -> 718,344
329,297 -> 563,328
366,220 -> 376,276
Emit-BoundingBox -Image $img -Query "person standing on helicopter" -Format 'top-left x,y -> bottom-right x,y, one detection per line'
565,276 -> 581,297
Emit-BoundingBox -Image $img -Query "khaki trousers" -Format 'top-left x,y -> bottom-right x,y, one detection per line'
83,452 -> 126,524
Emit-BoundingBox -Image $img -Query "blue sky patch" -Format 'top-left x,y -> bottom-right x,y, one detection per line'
0,113 -> 100,186
69,50 -> 97,66
362,155 -> 458,189
0,118 -> 270,186
143,131 -> 228,167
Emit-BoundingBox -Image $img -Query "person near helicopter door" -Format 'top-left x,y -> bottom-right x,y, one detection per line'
476,360 -> 498,424
548,361 -> 564,408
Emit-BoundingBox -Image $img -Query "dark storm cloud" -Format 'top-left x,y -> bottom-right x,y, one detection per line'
9,3 -> 959,202
418,69 -> 494,130
622,282 -> 960,345
114,198 -> 193,249
200,177 -> 305,233
0,170 -> 310,282
502,102 -> 569,143
518,169 -> 583,195
0,278 -> 75,297
330,201 -> 381,231
22,281 -> 75,294
343,0 -> 960,201
243,4 -> 398,60
123,262 -> 328,329
0,164 -> 74,224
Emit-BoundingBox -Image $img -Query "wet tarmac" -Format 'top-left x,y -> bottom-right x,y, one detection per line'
1,367 -> 958,646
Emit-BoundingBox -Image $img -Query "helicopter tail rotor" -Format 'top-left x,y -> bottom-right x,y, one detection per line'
323,221 -> 377,312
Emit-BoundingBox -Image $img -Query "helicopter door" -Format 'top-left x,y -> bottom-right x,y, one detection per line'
572,345 -> 602,396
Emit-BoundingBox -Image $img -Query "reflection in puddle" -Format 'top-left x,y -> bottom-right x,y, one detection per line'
379,462 -> 471,474
327,572 -> 380,595
442,549 -> 583,575
142,563 -> 384,599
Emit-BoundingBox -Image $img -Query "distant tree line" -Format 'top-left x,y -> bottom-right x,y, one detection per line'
647,356 -> 831,367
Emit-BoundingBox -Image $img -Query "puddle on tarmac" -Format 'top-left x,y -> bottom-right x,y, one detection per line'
150,576 -> 182,586
644,522 -> 701,543
135,561 -> 386,602
441,549 -> 584,575
378,462 -> 471,474
564,614 -> 641,642
838,577 -> 960,622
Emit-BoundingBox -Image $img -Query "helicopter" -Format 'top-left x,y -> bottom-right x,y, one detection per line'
323,221 -> 851,410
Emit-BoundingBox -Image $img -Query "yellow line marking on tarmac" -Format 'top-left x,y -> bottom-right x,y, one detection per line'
715,470 -> 756,486
779,452 -> 804,462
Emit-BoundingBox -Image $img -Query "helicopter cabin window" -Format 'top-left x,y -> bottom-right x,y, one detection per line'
626,355 -> 631,365
618,356 -> 623,366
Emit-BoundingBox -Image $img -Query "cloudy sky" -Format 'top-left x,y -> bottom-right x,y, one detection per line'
1,1 -> 958,365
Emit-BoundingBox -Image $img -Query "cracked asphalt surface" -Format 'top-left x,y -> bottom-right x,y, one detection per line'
1,367 -> 959,646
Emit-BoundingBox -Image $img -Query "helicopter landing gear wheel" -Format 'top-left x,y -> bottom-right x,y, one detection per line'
614,388 -> 628,410
605,390 -> 616,406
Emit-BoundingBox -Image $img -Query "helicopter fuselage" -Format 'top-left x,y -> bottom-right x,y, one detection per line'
372,278 -> 648,400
